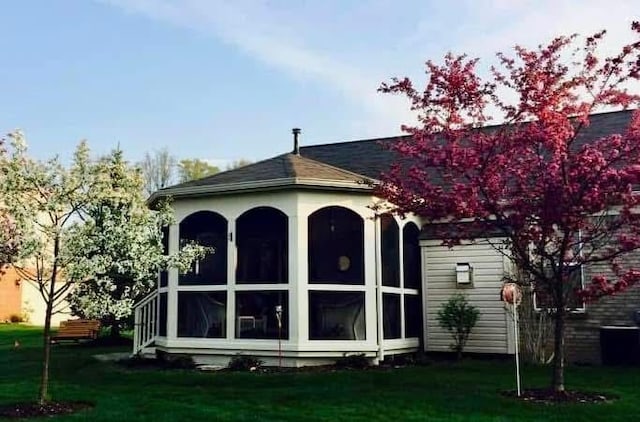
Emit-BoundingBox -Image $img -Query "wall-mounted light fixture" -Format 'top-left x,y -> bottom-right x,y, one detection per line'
456,263 -> 473,286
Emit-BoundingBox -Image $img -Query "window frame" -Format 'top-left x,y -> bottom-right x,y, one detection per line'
532,231 -> 587,313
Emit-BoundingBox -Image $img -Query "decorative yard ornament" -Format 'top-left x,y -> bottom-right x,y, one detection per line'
501,282 -> 523,397
501,282 -> 522,306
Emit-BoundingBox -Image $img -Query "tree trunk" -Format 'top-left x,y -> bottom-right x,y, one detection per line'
109,319 -> 121,338
551,309 -> 566,393
39,236 -> 60,405
39,300 -> 53,405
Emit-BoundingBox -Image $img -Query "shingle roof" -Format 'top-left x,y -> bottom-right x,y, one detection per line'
157,153 -> 372,193
300,135 -> 409,180
153,109 -> 636,201
301,109 -> 636,177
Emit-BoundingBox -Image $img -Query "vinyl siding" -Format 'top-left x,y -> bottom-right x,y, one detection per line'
421,239 -> 514,354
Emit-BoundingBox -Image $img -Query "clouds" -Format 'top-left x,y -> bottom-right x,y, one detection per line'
100,0 -> 415,135
101,0 -> 638,135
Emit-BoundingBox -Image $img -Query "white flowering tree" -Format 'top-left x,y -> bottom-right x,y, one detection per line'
0,132 -> 205,405
65,149 -> 205,337
0,139 -> 22,266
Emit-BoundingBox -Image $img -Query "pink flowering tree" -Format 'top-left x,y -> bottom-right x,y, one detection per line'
379,23 -> 640,393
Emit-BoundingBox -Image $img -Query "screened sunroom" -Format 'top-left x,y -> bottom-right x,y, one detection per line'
134,151 -> 424,366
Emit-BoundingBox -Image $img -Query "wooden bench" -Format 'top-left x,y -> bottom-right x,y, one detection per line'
51,319 -> 101,343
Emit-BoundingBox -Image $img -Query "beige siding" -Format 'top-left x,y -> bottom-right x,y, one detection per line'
422,239 -> 514,355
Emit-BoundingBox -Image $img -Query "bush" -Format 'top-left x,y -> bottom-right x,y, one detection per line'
334,353 -> 370,369
9,314 -> 23,323
436,294 -> 480,360
228,354 -> 263,371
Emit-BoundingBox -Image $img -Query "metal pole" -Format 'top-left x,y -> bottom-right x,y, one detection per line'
513,303 -> 521,397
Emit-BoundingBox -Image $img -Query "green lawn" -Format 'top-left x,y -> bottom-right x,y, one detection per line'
1,325 -> 639,421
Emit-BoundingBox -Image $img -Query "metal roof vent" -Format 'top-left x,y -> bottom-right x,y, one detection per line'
292,128 -> 301,155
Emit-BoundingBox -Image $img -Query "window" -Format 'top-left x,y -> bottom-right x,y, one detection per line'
404,295 -> 422,338
533,263 -> 586,311
308,206 -> 364,285
177,292 -> 226,338
403,223 -> 421,290
380,217 -> 422,342
158,293 -> 167,337
309,292 -> 365,340
383,293 -> 401,339
534,231 -> 586,312
235,291 -> 288,339
381,214 -> 400,287
236,207 -> 288,284
179,211 -> 228,285
159,270 -> 168,288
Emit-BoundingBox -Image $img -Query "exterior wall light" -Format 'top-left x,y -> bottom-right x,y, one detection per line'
456,263 -> 473,286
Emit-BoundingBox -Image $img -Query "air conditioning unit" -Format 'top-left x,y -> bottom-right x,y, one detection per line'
456,263 -> 474,286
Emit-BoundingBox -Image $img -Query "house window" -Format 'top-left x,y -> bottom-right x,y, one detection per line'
534,231 -> 586,312
403,223 -> 421,290
381,214 -> 400,287
177,292 -> 226,338
158,293 -> 167,337
236,207 -> 288,284
309,291 -> 365,340
308,206 -> 364,285
179,211 -> 228,285
235,291 -> 288,339
383,293 -> 401,339
533,263 -> 586,312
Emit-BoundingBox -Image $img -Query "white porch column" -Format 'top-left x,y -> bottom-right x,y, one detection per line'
289,208 -> 308,344
364,212 -> 380,350
226,218 -> 236,340
167,223 -> 179,341
398,219 -> 406,339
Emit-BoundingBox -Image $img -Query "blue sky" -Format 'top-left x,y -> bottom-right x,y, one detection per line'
1,0 -> 638,165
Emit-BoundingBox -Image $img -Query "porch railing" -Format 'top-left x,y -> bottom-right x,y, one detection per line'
133,291 -> 158,355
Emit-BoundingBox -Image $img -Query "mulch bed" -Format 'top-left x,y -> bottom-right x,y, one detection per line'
0,401 -> 94,419
501,388 -> 618,404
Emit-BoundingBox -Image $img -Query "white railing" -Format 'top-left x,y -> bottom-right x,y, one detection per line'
133,291 -> 159,355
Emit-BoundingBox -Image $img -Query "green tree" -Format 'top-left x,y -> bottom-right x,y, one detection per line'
66,150 -> 207,338
178,158 -> 220,182
0,132 -> 205,405
0,138 -> 23,266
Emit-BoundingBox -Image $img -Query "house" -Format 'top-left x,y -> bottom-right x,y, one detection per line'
133,110 -> 640,366
0,265 -> 69,326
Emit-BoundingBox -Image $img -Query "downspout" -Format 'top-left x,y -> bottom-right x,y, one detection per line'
374,214 -> 385,363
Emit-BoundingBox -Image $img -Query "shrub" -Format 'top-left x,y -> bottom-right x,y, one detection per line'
9,314 -> 23,323
228,354 -> 263,371
436,294 -> 480,360
334,353 -> 370,369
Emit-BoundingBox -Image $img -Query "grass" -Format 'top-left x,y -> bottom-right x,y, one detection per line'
1,325 -> 639,421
